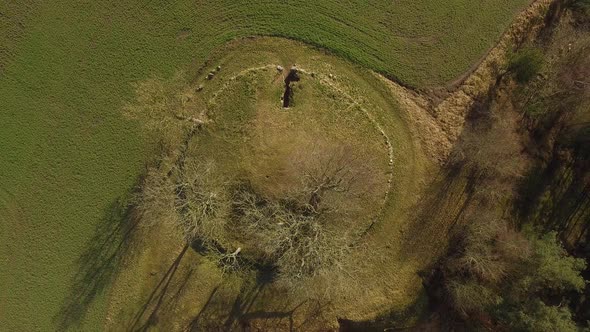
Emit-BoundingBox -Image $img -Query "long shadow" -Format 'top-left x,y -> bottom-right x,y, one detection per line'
340,88 -> 508,330
398,162 -> 481,264
397,88 -> 496,264
514,105 -> 590,326
516,141 -> 590,248
239,300 -> 319,331
129,244 -> 190,331
189,286 -> 221,330
54,198 -> 139,330
337,290 -> 433,332
188,273 -> 268,331
188,269 -> 313,331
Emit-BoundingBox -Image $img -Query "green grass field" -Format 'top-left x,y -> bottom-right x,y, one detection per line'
1,1 -> 529,330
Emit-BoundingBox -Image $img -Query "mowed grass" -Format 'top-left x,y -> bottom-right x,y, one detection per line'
0,0 -> 528,330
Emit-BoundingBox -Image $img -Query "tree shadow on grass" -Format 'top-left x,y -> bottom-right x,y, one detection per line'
337,289 -> 434,332
397,90 -> 497,265
517,147 -> 590,247
399,163 -> 481,264
128,244 -> 191,331
54,198 -> 139,330
188,271 -> 270,332
188,270 -> 321,332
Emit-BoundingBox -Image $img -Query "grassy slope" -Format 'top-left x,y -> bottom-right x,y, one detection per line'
0,0 -> 528,330
106,38 -> 429,330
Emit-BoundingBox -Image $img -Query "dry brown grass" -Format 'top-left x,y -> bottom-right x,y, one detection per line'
106,38 -> 437,330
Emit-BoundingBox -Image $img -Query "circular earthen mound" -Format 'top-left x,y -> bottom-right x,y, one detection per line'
108,38 -> 433,330
187,65 -> 392,245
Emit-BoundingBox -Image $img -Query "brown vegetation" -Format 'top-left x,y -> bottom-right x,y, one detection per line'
423,8 -> 590,329
133,137 -> 365,286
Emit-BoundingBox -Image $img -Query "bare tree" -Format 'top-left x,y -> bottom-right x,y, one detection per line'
299,148 -> 357,213
134,165 -> 178,228
286,143 -> 371,218
123,71 -> 207,150
124,72 -> 378,289
135,145 -> 364,283
271,217 -> 353,281
229,179 -> 356,283
172,158 -> 230,243
229,146 -> 366,282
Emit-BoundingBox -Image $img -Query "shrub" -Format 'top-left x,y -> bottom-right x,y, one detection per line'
518,231 -> 587,294
508,48 -> 544,83
437,218 -> 585,329
448,281 -> 501,316
571,0 -> 590,13
503,300 -> 578,332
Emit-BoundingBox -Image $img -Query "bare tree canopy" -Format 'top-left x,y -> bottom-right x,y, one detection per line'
135,148 -> 361,283
123,71 -> 207,149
